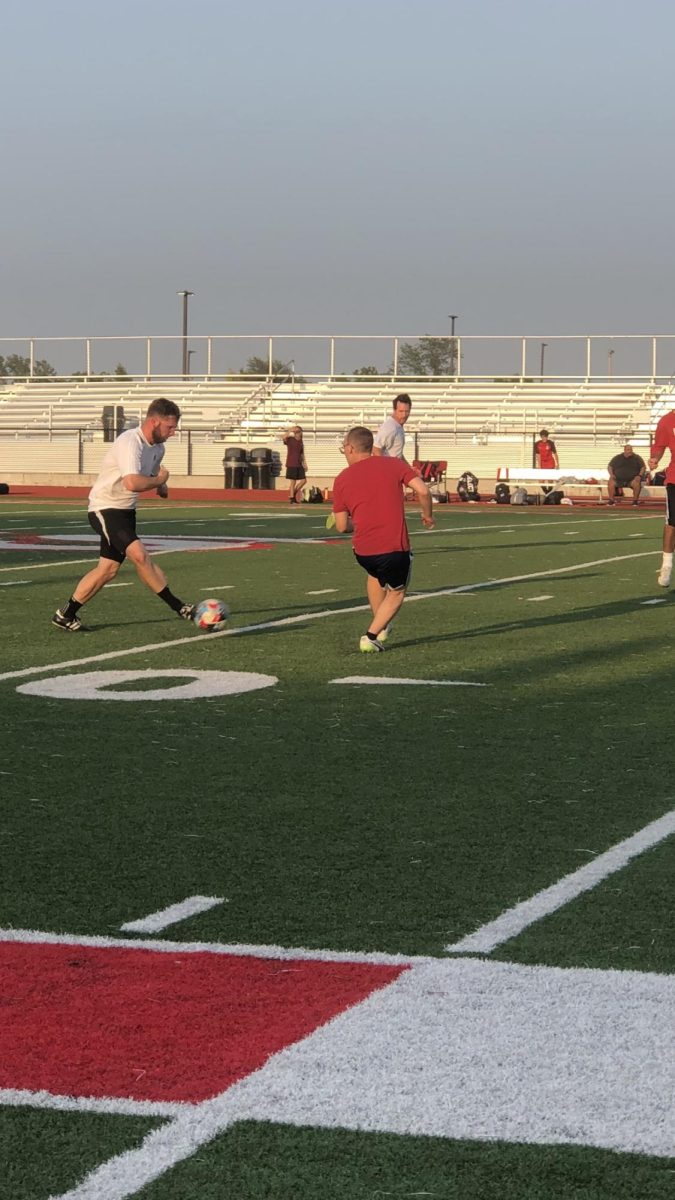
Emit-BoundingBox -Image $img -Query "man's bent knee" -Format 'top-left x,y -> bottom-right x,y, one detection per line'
125,540 -> 150,567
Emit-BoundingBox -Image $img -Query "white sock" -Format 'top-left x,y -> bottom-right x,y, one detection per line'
662,552 -> 673,567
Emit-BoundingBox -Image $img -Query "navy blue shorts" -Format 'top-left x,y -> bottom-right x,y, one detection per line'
354,550 -> 412,591
88,508 -> 139,563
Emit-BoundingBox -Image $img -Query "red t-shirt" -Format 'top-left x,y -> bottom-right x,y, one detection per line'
332,456 -> 416,555
283,435 -> 303,469
651,410 -> 675,484
535,438 -> 557,469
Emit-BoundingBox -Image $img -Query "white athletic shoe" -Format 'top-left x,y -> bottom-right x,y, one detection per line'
376,624 -> 392,644
359,635 -> 385,653
657,564 -> 672,588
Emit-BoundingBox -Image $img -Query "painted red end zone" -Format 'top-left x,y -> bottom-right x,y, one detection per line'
0,941 -> 404,1103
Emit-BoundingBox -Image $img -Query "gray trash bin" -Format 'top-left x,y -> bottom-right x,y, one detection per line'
249,447 -> 273,490
223,447 -> 248,489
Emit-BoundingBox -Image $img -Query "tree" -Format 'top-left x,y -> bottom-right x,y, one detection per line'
240,356 -> 293,379
397,336 -> 454,377
70,362 -> 130,381
0,354 -> 57,378
352,365 -> 381,376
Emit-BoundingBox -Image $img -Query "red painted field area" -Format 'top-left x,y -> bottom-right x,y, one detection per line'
0,941 -> 404,1102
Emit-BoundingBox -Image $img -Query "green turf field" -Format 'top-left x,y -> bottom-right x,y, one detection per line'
0,498 -> 673,1199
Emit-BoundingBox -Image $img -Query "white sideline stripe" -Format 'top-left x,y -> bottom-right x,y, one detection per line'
332,676 -> 487,687
120,895 -> 224,933
0,1088 -> 193,1119
445,807 -> 675,954
0,580 -> 29,586
0,548 -> 659,684
0,925 -> 428,967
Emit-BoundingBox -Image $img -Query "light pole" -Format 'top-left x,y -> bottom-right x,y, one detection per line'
608,348 -> 614,378
540,342 -> 548,381
448,314 -> 458,376
177,290 -> 194,378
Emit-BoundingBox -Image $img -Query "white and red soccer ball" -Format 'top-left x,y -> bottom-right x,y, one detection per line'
193,598 -> 230,632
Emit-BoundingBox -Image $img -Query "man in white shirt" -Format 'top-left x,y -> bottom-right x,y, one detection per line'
51,398 -> 195,631
373,394 -> 413,467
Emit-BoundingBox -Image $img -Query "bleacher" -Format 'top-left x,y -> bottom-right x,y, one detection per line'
0,374 -> 671,486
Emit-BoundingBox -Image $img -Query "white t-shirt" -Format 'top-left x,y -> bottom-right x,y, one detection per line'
374,415 -> 406,458
88,427 -> 164,511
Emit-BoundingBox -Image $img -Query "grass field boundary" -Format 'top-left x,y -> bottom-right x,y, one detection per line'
0,548 -> 659,684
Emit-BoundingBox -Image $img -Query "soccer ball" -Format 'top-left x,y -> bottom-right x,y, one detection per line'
193,598 -> 230,632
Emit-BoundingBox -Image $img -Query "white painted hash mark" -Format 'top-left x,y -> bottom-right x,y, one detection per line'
445,807 -> 675,954
525,595 -> 554,602
120,895 -> 225,934
642,599 -> 668,606
307,588 -> 338,594
331,677 -> 487,687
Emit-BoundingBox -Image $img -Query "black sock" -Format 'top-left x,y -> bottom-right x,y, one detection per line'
62,598 -> 83,620
366,631 -> 378,642
156,586 -> 184,613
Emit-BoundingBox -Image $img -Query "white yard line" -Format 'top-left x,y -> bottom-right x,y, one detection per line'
0,1088 -> 192,1120
445,808 -> 675,954
0,925 -> 426,966
331,677 -> 487,687
120,896 -> 225,934
0,549 -> 659,684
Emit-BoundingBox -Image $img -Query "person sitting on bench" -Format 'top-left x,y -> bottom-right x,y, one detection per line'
607,445 -> 646,507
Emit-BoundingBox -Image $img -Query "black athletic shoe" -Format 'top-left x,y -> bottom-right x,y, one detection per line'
52,608 -> 82,632
179,603 -> 196,621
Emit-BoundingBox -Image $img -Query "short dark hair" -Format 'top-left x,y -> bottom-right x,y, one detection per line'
539,429 -> 549,438
147,397 -> 181,421
345,426 -> 373,453
394,393 -> 412,409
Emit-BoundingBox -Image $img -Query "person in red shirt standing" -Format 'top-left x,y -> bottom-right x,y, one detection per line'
282,425 -> 307,504
331,426 -> 434,653
534,429 -> 559,496
535,429 -> 559,470
649,410 -> 675,586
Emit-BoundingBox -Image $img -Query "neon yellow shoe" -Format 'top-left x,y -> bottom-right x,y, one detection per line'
325,511 -> 336,530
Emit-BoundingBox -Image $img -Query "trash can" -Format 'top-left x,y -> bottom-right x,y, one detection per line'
249,446 -> 274,490
223,447 -> 248,489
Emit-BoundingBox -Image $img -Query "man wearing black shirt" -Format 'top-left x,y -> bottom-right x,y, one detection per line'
607,445 -> 646,507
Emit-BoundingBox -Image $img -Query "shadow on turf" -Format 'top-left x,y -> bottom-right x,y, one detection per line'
392,593 -> 673,653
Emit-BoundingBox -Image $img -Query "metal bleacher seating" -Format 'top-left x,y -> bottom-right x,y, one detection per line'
0,373 -> 671,484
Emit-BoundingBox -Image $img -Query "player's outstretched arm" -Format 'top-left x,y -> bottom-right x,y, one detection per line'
408,476 -> 434,527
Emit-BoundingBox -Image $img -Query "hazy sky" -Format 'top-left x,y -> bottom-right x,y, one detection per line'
3,0 -> 675,358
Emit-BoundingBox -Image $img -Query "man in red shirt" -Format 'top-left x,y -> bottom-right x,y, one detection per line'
332,426 -> 434,652
282,425 -> 307,504
649,410 -> 675,586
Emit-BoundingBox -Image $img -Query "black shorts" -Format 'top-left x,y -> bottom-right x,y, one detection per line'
667,484 -> 675,527
88,508 -> 139,563
286,466 -> 306,480
354,550 -> 412,591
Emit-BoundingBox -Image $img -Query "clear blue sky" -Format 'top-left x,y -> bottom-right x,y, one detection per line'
3,0 -> 675,349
